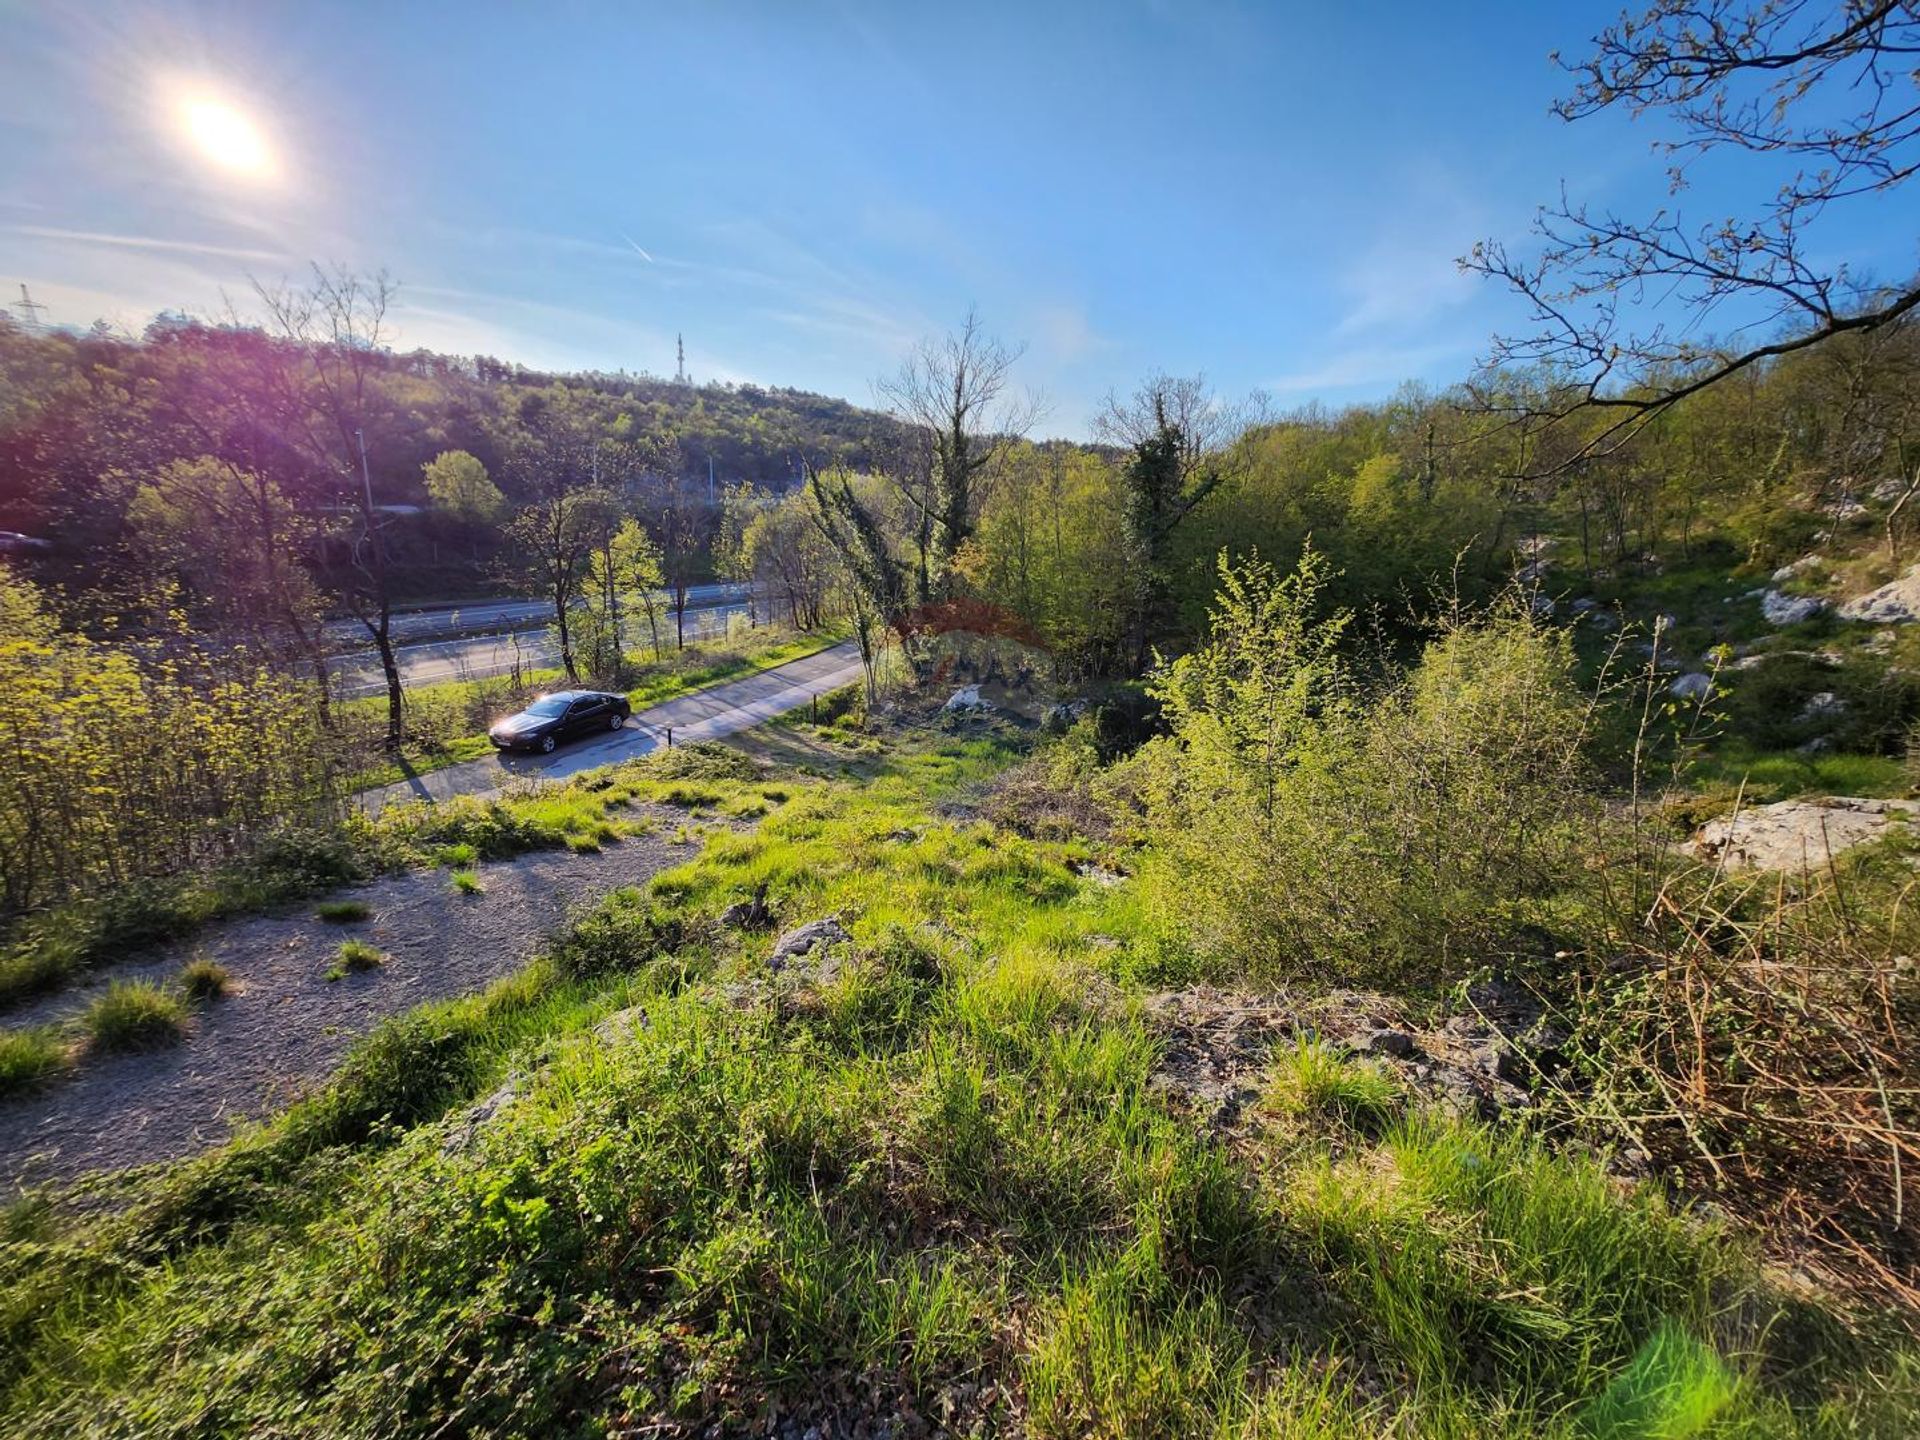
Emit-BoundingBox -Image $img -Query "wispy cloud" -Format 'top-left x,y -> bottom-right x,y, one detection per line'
1262,341 -> 1468,395
1031,302 -> 1109,364
2,224 -> 291,265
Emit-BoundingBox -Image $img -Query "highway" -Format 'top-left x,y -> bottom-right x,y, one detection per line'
325,585 -> 763,699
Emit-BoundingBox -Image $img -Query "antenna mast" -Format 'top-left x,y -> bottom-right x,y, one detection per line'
13,284 -> 47,329
675,333 -> 689,385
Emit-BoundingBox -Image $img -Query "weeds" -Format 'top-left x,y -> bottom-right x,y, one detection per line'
325,940 -> 386,982
1265,1036 -> 1400,1132
449,870 -> 484,896
83,981 -> 186,1052
0,1027 -> 69,1098
178,959 -> 231,1000
314,899 -> 372,924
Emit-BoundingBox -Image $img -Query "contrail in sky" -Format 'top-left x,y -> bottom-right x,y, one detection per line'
618,231 -> 654,263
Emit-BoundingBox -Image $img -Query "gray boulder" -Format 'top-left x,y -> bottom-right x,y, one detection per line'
1670,672 -> 1712,700
1761,590 -> 1824,626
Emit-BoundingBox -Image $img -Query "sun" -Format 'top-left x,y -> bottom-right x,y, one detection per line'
167,86 -> 277,181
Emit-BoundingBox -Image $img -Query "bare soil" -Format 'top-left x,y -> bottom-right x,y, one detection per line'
0,816 -> 715,1194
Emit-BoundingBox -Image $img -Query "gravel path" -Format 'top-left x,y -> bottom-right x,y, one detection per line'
0,818 -> 710,1193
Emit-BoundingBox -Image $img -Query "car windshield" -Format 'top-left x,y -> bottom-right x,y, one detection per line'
525,697 -> 569,718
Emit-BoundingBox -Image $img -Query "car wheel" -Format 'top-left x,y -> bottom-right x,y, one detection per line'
608,712 -> 624,731
539,734 -> 557,754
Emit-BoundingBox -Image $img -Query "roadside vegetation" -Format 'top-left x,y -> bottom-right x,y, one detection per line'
1,702 -> 1912,1437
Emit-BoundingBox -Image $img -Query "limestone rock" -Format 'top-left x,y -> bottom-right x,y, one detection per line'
1839,564 -> 1920,623
1670,672 -> 1712,700
942,685 -> 995,713
1687,796 -> 1920,871
1761,590 -> 1823,626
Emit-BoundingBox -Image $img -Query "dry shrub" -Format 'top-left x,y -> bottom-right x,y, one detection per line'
1574,856 -> 1920,1303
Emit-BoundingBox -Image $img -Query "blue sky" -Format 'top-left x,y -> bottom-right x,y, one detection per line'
2,0 -> 1917,437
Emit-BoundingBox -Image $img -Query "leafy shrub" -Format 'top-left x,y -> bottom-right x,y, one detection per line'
84,980 -> 187,1052
178,959 -> 232,1000
1132,553 -> 1594,987
0,1027 -> 69,1097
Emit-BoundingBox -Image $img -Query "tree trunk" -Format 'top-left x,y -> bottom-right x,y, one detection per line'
365,614 -> 404,752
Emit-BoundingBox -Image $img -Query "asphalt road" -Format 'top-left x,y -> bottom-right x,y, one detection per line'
327,600 -> 754,699
357,640 -> 864,816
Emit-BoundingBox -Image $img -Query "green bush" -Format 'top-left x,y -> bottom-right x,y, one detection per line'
1133,554 -> 1594,987
83,980 -> 187,1052
314,899 -> 371,924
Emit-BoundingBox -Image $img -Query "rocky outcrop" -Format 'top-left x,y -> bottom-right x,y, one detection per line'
1839,564 -> 1920,623
1687,796 -> 1920,871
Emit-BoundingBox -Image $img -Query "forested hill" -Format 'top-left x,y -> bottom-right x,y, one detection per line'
0,311 -> 906,574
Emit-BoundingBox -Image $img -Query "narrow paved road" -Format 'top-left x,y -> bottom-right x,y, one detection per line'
359,641 -> 864,815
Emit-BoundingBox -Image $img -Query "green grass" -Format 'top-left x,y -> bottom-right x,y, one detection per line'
1265,1035 -> 1401,1132
178,958 -> 232,1000
1682,742 -> 1909,806
324,939 -> 386,982
82,980 -> 187,1052
448,869 -> 484,895
313,898 -> 372,924
0,1026 -> 70,1098
0,720 -> 1909,1437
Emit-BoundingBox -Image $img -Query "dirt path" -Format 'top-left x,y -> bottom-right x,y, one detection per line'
360,641 -> 863,816
0,818 -> 712,1194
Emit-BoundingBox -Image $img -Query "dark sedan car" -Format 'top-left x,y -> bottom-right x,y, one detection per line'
488,690 -> 631,753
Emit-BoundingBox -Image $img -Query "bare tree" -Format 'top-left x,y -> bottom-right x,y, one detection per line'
875,309 -> 1040,601
1466,1 -> 1920,467
254,268 -> 406,748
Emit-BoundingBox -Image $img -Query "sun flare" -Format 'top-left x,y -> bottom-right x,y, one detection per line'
169,88 -> 276,180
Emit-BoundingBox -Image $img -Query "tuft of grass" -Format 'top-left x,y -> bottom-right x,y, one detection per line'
314,899 -> 372,924
325,940 -> 386,982
448,869 -> 484,896
1265,1035 -> 1400,1131
83,980 -> 187,1053
178,959 -> 232,1001
435,843 -> 478,868
0,1026 -> 71,1098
